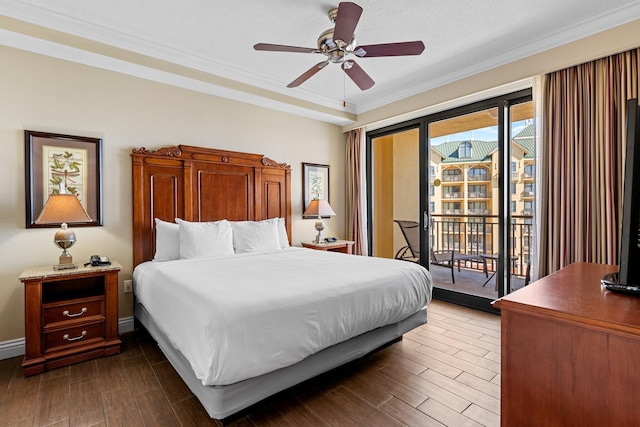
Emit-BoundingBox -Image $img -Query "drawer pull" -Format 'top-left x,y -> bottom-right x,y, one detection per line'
63,331 -> 87,342
62,307 -> 88,318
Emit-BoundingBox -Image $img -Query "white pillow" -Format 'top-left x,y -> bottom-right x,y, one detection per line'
176,218 -> 234,259
230,219 -> 281,253
276,217 -> 290,249
154,218 -> 180,261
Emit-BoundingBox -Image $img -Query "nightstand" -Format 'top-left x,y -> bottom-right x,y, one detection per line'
302,240 -> 355,254
19,261 -> 122,376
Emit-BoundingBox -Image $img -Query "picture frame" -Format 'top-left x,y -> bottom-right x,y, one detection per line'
25,130 -> 103,228
302,162 -> 330,218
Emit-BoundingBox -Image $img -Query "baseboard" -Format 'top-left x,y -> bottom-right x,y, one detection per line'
118,316 -> 135,334
0,316 -> 136,361
0,338 -> 24,360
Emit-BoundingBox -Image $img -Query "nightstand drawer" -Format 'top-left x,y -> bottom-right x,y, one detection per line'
44,297 -> 104,326
44,322 -> 104,353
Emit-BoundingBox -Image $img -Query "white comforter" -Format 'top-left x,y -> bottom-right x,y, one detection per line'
133,247 -> 432,386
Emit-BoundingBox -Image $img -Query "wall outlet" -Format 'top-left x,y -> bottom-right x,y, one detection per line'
124,280 -> 133,293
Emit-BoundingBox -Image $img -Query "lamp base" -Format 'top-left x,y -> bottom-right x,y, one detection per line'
54,250 -> 76,270
314,218 -> 325,244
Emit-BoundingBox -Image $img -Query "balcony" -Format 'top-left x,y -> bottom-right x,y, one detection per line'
468,175 -> 489,182
467,209 -> 489,215
468,192 -> 490,199
442,174 -> 463,183
430,213 -> 532,279
443,192 -> 461,199
521,191 -> 534,199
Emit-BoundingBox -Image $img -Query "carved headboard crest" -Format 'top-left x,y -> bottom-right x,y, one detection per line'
131,146 -> 182,157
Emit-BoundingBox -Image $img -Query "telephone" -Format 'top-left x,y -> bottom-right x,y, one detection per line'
324,237 -> 337,243
89,255 -> 111,266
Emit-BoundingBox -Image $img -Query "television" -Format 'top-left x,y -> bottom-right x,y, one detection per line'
602,98 -> 640,292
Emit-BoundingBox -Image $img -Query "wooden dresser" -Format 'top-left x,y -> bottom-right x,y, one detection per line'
20,262 -> 122,376
493,262 -> 640,426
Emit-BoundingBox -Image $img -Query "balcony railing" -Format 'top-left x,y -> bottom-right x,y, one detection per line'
442,175 -> 463,182
430,214 -> 533,277
468,175 -> 489,182
444,192 -> 461,199
468,192 -> 490,199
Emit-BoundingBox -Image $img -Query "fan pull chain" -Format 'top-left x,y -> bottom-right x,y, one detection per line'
343,72 -> 346,108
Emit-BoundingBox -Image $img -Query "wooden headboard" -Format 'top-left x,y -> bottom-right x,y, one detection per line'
131,145 -> 291,266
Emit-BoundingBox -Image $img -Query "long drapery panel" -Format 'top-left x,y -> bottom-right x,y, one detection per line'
346,128 -> 368,255
540,48 -> 639,276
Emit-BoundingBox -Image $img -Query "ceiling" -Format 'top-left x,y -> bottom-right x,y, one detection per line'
2,0 -> 640,126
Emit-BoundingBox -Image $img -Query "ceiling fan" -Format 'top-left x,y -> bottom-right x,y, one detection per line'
254,2 -> 425,90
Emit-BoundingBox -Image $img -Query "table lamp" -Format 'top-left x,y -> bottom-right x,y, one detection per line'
35,194 -> 92,270
303,199 -> 336,244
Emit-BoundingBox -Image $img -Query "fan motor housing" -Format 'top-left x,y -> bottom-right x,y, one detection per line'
317,29 -> 355,63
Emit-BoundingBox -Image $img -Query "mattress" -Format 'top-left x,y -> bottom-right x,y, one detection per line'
133,247 -> 432,386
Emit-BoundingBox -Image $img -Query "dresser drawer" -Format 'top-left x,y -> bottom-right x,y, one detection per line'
44,322 -> 105,353
44,297 -> 104,327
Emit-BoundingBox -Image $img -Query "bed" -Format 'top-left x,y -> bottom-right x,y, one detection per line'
131,145 -> 432,421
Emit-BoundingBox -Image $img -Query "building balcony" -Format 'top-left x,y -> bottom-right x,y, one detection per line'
468,192 -> 490,199
468,175 -> 490,182
442,175 -> 463,182
444,192 -> 461,199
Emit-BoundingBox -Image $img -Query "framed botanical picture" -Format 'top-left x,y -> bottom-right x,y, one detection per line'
25,130 -> 103,228
302,162 -> 330,218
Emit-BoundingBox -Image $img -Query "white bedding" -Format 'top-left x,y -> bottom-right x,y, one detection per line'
133,247 -> 432,386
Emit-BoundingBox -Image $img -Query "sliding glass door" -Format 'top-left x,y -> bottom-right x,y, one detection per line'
367,89 -> 533,312
368,126 -> 422,261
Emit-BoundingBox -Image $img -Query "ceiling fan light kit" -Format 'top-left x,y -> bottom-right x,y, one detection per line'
254,2 -> 425,91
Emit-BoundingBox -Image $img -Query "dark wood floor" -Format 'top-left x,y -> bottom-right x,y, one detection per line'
0,300 -> 500,426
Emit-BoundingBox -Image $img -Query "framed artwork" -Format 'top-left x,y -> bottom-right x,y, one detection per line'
25,130 -> 103,228
302,162 -> 330,218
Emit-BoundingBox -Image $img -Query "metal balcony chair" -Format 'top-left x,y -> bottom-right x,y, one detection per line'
394,220 -> 420,263
394,219 -> 487,284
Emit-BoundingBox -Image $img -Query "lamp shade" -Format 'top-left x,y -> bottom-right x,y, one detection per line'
35,194 -> 92,224
303,199 -> 336,217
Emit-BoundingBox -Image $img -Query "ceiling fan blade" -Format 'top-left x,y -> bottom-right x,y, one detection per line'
287,61 -> 329,88
342,60 -> 374,90
333,2 -> 363,46
254,43 -> 319,54
354,41 -> 425,57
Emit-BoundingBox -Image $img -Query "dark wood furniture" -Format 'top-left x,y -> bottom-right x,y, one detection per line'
493,262 -> 640,426
20,262 -> 122,376
131,145 -> 291,266
302,240 -> 354,254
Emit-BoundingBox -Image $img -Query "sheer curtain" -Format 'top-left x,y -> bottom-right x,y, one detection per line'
539,48 -> 639,276
345,128 -> 368,255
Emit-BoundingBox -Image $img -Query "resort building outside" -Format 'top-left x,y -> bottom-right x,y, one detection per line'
429,123 -> 535,278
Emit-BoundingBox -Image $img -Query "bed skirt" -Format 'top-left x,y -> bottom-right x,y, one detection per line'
134,301 -> 427,420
